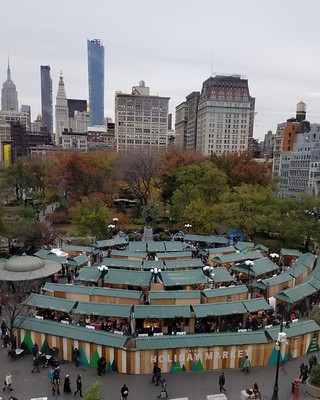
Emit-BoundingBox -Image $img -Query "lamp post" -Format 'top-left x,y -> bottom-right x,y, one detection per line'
271,317 -> 288,400
112,217 -> 119,233
184,223 -> 192,233
108,224 -> 115,238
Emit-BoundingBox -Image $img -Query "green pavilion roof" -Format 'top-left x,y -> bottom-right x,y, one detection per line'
111,250 -> 148,259
62,245 -> 95,253
76,266 -> 102,283
74,302 -> 132,318
210,267 -> 234,283
202,285 -> 248,298
94,238 -> 128,249
67,254 -> 90,267
104,269 -> 152,287
280,248 -> 301,257
192,301 -> 247,317
212,251 -> 263,264
184,234 -> 228,245
134,305 -> 192,319
160,270 -> 207,287
164,259 -> 204,269
23,293 -> 77,313
149,290 -> 201,300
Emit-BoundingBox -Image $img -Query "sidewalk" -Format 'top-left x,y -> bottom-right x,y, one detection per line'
0,344 -> 315,400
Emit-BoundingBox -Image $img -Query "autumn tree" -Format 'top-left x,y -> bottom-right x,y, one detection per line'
73,197 -> 110,240
2,159 -> 32,203
157,149 -> 206,204
171,161 -> 228,220
181,199 -> 218,234
210,152 -> 271,187
115,150 -> 162,205
216,184 -> 279,240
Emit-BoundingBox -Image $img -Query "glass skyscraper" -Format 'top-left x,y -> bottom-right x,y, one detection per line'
40,65 -> 53,141
87,39 -> 105,126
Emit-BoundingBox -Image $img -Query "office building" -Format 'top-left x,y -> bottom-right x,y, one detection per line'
115,80 -> 170,151
20,105 -> 31,131
55,71 -> 69,145
87,39 -> 105,126
40,65 -> 53,142
1,61 -> 18,111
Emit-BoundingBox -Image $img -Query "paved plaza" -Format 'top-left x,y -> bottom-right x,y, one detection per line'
0,345 -> 315,400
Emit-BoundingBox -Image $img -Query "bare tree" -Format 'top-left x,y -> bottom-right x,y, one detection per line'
115,150 -> 162,205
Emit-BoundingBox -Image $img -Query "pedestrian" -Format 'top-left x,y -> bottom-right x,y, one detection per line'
158,379 -> 168,398
31,353 -> 41,373
73,348 -> 80,367
97,356 -> 106,376
120,384 -> 129,400
151,362 -> 158,383
299,362 -> 305,379
155,366 -> 162,386
63,375 -> 71,394
218,372 -> 227,393
252,383 -> 261,399
32,343 -> 39,358
242,355 -> 250,373
74,374 -> 83,397
3,372 -> 13,392
52,376 -> 61,396
301,364 -> 309,383
313,354 -> 318,366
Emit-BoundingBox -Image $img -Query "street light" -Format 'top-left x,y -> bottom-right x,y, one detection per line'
184,223 -> 192,233
112,218 -> 119,232
108,224 -> 115,238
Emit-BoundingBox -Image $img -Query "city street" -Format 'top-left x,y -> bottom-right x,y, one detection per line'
0,344 -> 315,400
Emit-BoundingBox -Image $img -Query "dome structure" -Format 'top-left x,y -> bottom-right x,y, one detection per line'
0,254 -> 61,281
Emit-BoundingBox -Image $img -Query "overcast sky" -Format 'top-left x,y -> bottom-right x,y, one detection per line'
1,0 -> 319,140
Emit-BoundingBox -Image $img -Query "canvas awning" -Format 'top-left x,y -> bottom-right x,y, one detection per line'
94,238 -> 128,249
275,281 -> 319,304
164,259 -> 204,270
74,302 -> 132,318
23,293 -> 77,313
104,269 -> 152,287
101,259 -> 142,269
192,301 -> 247,317
67,254 -> 90,267
160,270 -> 207,287
76,266 -> 102,283
202,285 -> 249,299
134,305 -> 191,319
242,298 -> 272,312
210,267 -> 234,283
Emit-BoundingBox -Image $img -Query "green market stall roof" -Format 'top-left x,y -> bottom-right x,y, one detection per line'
234,242 -> 255,251
94,238 -> 128,249
212,251 -> 264,265
74,302 -> 132,318
280,248 -> 301,257
127,242 -> 147,252
149,290 -> 201,301
142,260 -> 164,270
104,269 -> 152,287
242,298 -> 272,312
99,259 -> 142,269
23,293 -> 77,313
135,330 -> 269,350
42,283 -> 142,300
160,270 -> 207,287
134,304 -> 192,319
163,241 -> 184,252
253,244 -> 269,252
192,301 -> 247,317
250,272 -> 294,290
147,242 -> 166,252
164,259 -> 204,270
206,247 -> 236,255
184,234 -> 228,245
111,250 -> 148,259
275,280 -> 320,304
76,266 -> 103,283
14,316 -> 128,348
230,257 -> 279,278
62,245 -> 95,253
265,320 -> 319,340
67,254 -> 90,267
210,267 -> 234,283
202,285 -> 249,299
0,254 -> 61,281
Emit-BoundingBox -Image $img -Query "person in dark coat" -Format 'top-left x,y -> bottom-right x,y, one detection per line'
97,356 -> 106,376
301,365 -> 309,383
74,374 -> 83,397
219,372 -> 227,393
151,362 -> 158,383
155,366 -> 162,386
120,384 -> 129,400
63,374 -> 71,393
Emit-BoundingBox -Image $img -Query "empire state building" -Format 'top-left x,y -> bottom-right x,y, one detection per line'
1,61 -> 18,111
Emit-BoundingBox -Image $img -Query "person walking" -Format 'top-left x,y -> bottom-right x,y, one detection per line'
158,379 -> 168,398
301,364 -> 309,383
74,374 -> 83,397
242,356 -> 250,373
299,362 -> 305,379
120,384 -> 129,400
73,348 -> 80,368
155,366 -> 162,386
31,352 -> 41,373
252,383 -> 261,399
151,362 -> 158,383
63,375 -> 71,394
3,372 -> 13,392
218,372 -> 227,393
52,376 -> 61,396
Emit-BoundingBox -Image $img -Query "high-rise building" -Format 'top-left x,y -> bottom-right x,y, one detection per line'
115,80 -> 170,151
196,75 -> 255,156
55,71 -> 69,145
87,39 -> 105,126
40,65 -> 53,142
20,105 -> 31,131
1,61 -> 18,111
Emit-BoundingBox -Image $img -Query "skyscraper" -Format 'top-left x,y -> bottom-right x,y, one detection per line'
40,65 -> 53,142
1,60 -> 18,111
55,71 -> 68,145
87,39 -> 105,126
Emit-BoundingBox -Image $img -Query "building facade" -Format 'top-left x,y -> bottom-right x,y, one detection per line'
55,72 -> 69,145
115,81 -> 170,151
61,131 -> 87,152
87,39 -> 105,126
40,65 -> 53,142
1,61 -> 18,112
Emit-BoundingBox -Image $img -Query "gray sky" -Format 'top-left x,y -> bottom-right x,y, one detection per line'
1,0 -> 319,140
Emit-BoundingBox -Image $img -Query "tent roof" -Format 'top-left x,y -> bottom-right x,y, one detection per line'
62,245 -> 94,253
127,242 -> 147,252
164,259 -> 204,270
100,259 -> 142,269
192,301 -> 247,317
147,242 -> 166,252
210,267 -> 234,283
281,248 -> 301,257
202,285 -> 248,298
13,316 -> 128,348
134,305 -> 192,319
23,293 -> 77,313
76,266 -> 102,283
67,254 -> 90,267
148,290 -> 201,300
157,251 -> 192,259
275,281 -> 319,303
212,251 -> 263,264
242,298 -> 272,312
184,234 -> 228,245
234,242 -> 255,251
160,270 -> 207,287
135,330 -> 268,350
163,241 -> 184,252
94,238 -> 128,249
207,246 -> 236,255
230,257 -> 279,278
74,302 -> 132,318
104,269 -> 152,287
250,272 -> 293,289
111,250 -> 148,259
265,320 -> 319,340
142,260 -> 164,270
